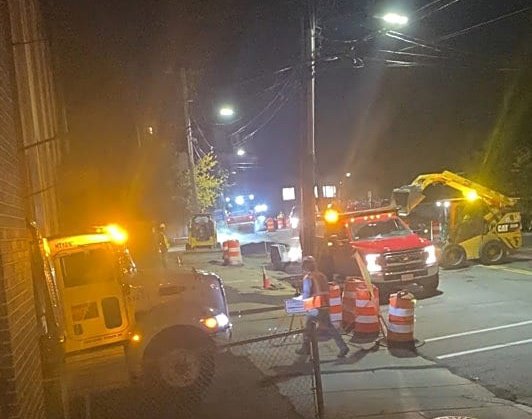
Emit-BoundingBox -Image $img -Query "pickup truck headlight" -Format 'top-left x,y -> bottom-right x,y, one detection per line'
424,245 -> 437,265
365,253 -> 382,273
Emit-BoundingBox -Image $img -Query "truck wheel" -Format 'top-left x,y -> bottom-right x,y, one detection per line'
143,331 -> 214,398
441,244 -> 466,269
420,274 -> 439,293
480,240 -> 506,265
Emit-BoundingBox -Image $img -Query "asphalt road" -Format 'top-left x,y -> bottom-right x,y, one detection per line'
413,249 -> 532,406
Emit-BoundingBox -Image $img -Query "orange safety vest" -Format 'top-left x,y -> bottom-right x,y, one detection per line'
303,271 -> 330,310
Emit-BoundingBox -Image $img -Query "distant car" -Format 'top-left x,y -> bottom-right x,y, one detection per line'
226,209 -> 255,233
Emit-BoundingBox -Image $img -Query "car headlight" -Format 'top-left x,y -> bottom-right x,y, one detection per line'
201,313 -> 230,330
364,253 -> 382,273
290,217 -> 299,228
424,245 -> 437,265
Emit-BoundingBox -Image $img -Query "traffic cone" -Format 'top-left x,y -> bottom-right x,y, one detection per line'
262,266 -> 272,289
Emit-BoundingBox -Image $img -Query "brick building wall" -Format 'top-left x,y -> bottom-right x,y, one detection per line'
0,0 -> 45,417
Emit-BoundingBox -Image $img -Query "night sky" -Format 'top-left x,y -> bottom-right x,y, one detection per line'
46,0 -> 531,224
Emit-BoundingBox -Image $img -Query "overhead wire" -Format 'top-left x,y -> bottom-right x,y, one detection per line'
437,6 -> 532,42
414,0 -> 464,23
191,117 -> 214,150
233,79 -> 301,147
230,74 -> 298,138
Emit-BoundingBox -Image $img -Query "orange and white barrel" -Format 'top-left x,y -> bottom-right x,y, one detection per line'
353,284 -> 380,335
266,218 -> 275,232
342,278 -> 364,330
387,291 -> 415,345
431,220 -> 441,243
276,215 -> 284,230
225,240 -> 243,266
328,282 -> 342,328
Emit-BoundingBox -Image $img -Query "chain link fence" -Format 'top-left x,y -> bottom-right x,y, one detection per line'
60,328 -> 322,419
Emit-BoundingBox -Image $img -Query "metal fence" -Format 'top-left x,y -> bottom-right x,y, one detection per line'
61,328 -> 322,419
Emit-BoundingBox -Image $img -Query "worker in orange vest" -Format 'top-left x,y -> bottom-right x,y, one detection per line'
296,256 -> 349,358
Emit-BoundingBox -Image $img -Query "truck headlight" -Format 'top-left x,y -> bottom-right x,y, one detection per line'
365,253 -> 382,273
201,313 -> 230,330
214,313 -> 230,328
424,245 -> 437,265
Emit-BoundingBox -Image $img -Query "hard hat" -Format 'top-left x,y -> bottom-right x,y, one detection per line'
302,256 -> 317,272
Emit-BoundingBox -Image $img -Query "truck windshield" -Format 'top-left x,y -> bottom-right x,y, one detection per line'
58,248 -> 117,288
351,218 -> 411,240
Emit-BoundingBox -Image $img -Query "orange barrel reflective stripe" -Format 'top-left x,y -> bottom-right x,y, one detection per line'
354,284 -> 380,335
276,215 -> 284,229
387,291 -> 415,344
342,278 -> 364,329
226,240 -> 243,266
328,282 -> 342,328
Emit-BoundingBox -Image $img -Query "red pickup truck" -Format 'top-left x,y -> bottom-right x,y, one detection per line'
317,206 -> 439,301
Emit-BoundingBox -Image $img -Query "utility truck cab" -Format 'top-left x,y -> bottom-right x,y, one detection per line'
32,223 -> 230,399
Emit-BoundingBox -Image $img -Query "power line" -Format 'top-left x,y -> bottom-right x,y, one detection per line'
191,117 -> 214,150
437,6 -> 532,42
415,0 -> 464,23
414,0 -> 446,14
230,75 -> 298,137
233,80 -> 301,147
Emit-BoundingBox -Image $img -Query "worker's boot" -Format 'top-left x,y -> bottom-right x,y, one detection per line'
337,346 -> 349,358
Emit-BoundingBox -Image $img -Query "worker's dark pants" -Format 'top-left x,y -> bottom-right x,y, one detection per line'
301,309 -> 348,352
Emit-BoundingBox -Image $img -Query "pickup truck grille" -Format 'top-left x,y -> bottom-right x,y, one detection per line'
382,249 -> 427,279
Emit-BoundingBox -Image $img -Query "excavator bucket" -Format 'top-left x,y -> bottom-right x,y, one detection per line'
392,185 -> 426,216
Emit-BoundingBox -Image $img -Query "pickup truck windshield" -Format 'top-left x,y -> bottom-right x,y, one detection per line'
351,218 -> 411,240
59,248 -> 117,288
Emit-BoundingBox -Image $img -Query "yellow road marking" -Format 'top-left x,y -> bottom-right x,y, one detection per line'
478,265 -> 532,276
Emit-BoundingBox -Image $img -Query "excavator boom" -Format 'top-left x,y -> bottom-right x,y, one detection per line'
392,171 -> 517,216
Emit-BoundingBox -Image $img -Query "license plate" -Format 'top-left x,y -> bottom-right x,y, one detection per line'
401,273 -> 414,281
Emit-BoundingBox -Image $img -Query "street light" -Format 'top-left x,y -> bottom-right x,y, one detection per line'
382,13 -> 409,26
345,172 -> 352,178
236,148 -> 246,156
219,106 -> 235,118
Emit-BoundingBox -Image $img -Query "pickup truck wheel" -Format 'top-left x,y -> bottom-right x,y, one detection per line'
143,332 -> 214,398
441,244 -> 466,269
479,240 -> 506,265
420,274 -> 439,292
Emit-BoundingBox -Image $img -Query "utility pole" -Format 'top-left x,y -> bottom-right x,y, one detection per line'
300,0 -> 317,256
181,68 -> 199,213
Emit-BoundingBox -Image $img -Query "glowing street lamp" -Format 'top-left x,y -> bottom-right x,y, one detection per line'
219,106 -> 235,118
345,172 -> 352,178
236,148 -> 246,157
382,13 -> 409,26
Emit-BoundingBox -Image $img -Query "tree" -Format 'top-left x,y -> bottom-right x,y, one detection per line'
178,152 -> 227,213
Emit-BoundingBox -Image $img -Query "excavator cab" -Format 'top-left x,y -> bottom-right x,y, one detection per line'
392,185 -> 426,216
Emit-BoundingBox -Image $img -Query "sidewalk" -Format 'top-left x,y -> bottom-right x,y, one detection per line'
175,247 -> 532,418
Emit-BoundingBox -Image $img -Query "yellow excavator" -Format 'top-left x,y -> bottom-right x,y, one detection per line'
392,171 -> 522,268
